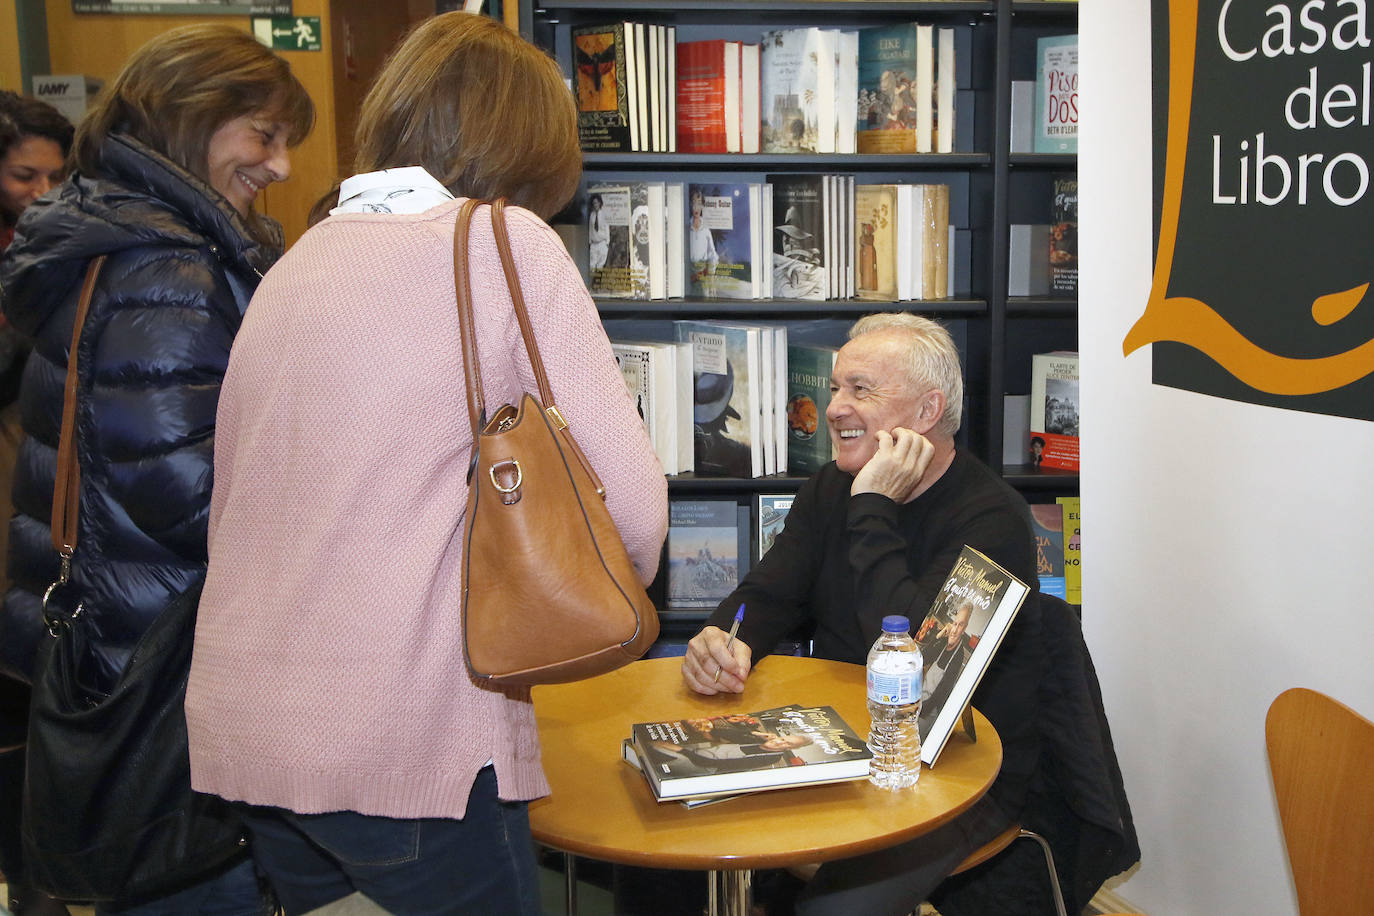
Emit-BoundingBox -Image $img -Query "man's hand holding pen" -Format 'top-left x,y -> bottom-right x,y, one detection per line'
683,618 -> 753,696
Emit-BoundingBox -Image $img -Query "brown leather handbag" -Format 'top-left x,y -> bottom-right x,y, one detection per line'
453,198 -> 658,686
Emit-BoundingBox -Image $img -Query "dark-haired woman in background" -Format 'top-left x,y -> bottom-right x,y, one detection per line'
0,24 -> 313,915
0,87 -> 72,916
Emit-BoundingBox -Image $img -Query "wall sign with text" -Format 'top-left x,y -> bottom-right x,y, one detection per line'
1128,0 -> 1374,422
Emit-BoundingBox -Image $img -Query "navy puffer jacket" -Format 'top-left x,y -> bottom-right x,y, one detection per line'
0,132 -> 283,689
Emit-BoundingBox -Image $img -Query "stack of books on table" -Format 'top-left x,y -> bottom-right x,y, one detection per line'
621,705 -> 873,804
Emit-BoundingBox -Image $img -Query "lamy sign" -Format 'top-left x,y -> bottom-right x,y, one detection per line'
1127,0 -> 1374,421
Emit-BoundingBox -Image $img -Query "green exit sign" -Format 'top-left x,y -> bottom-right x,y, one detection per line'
251,16 -> 322,52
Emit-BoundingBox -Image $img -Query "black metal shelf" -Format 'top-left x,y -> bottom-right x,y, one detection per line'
597,297 -> 987,317
583,152 -> 992,170
666,473 -> 809,493
1006,296 -> 1076,317
1002,464 -> 1079,490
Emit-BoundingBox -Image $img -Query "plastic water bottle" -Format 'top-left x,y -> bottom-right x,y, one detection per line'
866,614 -> 922,789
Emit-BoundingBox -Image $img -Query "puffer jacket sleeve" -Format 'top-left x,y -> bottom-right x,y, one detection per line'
7,244 -> 242,682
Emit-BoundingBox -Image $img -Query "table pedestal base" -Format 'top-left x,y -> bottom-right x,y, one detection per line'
707,869 -> 752,916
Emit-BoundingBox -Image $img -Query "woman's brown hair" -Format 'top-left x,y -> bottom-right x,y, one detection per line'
74,24 -> 314,181
347,12 -> 580,221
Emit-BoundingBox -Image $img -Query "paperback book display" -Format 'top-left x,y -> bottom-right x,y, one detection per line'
1029,504 -> 1067,600
610,339 -> 693,475
756,493 -> 795,560
1034,34 -> 1078,153
1029,350 -> 1080,471
1057,496 -> 1081,605
913,545 -> 1031,765
786,343 -> 838,475
666,499 -> 750,610
1050,174 -> 1078,296
626,705 -> 873,801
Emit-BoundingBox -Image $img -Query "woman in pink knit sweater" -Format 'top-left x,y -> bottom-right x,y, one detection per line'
184,13 -> 667,914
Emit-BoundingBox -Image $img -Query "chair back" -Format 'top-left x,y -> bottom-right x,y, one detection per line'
1265,687 -> 1374,915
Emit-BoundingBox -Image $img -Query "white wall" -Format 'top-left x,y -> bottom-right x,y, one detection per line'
1081,3 -> 1374,914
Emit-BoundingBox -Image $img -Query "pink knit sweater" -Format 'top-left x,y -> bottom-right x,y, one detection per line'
186,200 -> 667,818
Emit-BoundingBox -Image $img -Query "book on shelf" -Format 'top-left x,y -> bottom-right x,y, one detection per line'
686,182 -> 764,300
626,705 -> 873,802
1050,174 -> 1078,296
1028,504 -> 1067,600
1029,351 -> 1080,472
856,23 -> 926,154
740,43 -> 761,154
770,175 -> 828,301
913,545 -> 1031,766
585,183 -> 645,298
675,320 -> 764,478
1057,496 -> 1081,605
677,39 -> 735,154
1009,79 -> 1035,153
610,339 -> 690,475
666,498 -> 750,610
761,27 -> 851,154
933,26 -> 956,154
1034,34 -> 1078,154
833,30 -> 859,155
1008,224 -> 1051,297
855,183 -> 899,301
1001,394 -> 1031,467
756,493 -> 795,560
786,342 -> 837,476
572,23 -> 632,152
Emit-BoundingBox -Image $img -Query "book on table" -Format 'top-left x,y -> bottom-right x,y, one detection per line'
1028,350 -> 1079,471
625,705 -> 873,802
914,545 -> 1031,766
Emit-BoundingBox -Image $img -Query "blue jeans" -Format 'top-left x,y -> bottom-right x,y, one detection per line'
239,767 -> 539,916
96,859 -> 270,916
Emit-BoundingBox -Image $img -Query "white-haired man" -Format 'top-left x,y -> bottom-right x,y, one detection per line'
682,313 -> 1045,916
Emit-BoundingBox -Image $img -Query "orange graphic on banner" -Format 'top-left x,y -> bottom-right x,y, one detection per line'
1123,1 -> 1374,396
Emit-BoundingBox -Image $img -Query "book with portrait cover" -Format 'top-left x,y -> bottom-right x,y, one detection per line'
1028,504 -> 1067,600
585,182 -> 649,299
666,499 -> 750,610
1028,350 -> 1079,471
686,183 -> 757,300
913,545 -> 1031,766
627,705 -> 873,801
573,23 -> 632,152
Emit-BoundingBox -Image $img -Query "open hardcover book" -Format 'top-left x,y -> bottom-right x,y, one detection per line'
625,705 -> 872,802
915,545 -> 1031,766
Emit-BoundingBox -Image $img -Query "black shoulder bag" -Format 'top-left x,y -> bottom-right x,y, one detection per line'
22,256 -> 248,905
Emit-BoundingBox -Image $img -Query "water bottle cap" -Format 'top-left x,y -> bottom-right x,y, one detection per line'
881,615 -> 910,634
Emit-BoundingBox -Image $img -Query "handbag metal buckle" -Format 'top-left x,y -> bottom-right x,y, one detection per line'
490,459 -> 522,505
41,579 -> 83,637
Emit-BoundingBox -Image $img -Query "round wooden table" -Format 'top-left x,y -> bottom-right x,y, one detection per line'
529,655 -> 1003,915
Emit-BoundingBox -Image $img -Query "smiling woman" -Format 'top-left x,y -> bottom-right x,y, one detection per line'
0,24 -> 313,916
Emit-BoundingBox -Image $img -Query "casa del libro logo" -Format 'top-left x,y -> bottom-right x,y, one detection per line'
1127,0 -> 1374,422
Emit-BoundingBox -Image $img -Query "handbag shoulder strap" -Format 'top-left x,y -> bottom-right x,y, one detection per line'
452,198 -> 605,494
51,254 -> 107,573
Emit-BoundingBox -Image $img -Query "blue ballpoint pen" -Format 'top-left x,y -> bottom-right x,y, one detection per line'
713,603 -> 746,683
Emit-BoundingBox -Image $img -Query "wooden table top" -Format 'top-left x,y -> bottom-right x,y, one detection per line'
528,655 -> 1002,871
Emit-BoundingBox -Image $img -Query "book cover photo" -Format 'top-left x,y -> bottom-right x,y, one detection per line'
687,183 -> 755,299
856,23 -> 925,154
770,175 -> 827,300
573,24 -> 631,151
756,493 -> 795,560
1029,350 -> 1080,471
1050,174 -> 1078,297
786,343 -> 838,475
629,705 -> 873,801
666,499 -> 749,609
912,545 -> 1031,766
586,183 -> 649,299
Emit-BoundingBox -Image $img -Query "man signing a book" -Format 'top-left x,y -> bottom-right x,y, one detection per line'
681,312 -> 1045,916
